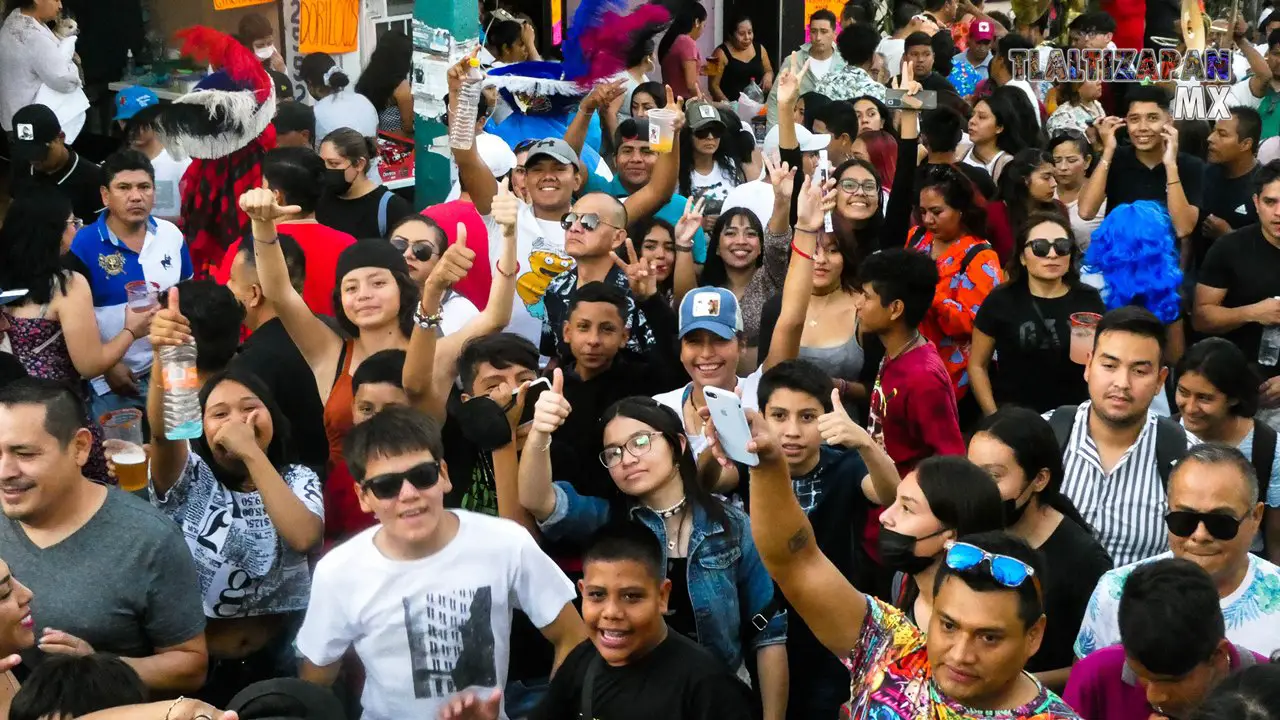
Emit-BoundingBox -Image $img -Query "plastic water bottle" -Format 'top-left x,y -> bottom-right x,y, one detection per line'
1261,316 -> 1280,368
744,78 -> 765,103
448,57 -> 485,151
125,49 -> 135,79
159,343 -> 203,440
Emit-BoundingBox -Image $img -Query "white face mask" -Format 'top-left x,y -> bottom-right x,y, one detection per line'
255,46 -> 275,60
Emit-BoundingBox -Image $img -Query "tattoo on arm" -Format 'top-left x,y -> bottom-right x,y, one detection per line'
787,529 -> 810,554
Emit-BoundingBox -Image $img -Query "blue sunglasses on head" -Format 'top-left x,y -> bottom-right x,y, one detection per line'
944,541 -> 1042,603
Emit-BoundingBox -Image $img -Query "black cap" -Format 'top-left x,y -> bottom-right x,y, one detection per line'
9,104 -> 61,164
227,679 -> 346,720
268,70 -> 295,100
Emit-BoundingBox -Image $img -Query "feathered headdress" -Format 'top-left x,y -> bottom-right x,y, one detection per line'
572,3 -> 672,83
1083,201 -> 1183,324
135,26 -> 276,159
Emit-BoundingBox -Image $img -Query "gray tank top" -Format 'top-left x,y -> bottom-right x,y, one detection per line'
798,333 -> 865,381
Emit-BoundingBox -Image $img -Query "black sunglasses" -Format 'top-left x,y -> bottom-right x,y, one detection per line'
560,212 -> 618,232
1165,510 -> 1245,541
693,125 -> 724,139
390,236 -> 437,262
1027,237 -> 1074,258
360,461 -> 441,500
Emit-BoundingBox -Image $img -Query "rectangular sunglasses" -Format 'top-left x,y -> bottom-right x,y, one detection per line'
360,461 -> 441,500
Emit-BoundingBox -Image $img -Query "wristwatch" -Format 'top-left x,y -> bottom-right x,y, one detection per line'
413,306 -> 443,331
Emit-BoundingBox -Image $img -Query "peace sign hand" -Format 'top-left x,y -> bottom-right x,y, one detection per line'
817,388 -> 873,449
674,196 -> 706,247
763,153 -> 797,201
892,59 -> 924,111
613,237 -> 659,300
776,54 -> 809,108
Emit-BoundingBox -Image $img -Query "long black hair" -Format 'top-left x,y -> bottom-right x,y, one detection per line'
977,88 -> 1035,157
918,164 -> 988,238
1005,212 -> 1082,288
976,406 -> 1094,531
658,2 -> 707,64
356,29 -> 412,112
600,396 -> 729,530
195,366 -> 296,493
0,194 -> 74,306
678,118 -> 746,197
829,157 -> 883,288
997,148 -> 1060,240
628,215 -> 678,298
700,208 -> 764,288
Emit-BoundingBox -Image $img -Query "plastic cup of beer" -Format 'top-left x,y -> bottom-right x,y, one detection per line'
100,409 -> 148,492
125,281 -> 159,312
647,109 -> 678,154
1069,312 -> 1103,365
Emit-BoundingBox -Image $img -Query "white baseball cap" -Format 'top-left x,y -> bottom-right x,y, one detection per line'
763,123 -> 831,157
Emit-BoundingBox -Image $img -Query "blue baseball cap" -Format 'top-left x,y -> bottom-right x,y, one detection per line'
114,86 -> 159,121
679,287 -> 744,340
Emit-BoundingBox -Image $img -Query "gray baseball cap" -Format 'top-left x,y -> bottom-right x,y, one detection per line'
525,137 -> 580,167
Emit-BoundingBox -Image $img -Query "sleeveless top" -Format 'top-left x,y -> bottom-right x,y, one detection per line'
4,305 -> 110,483
799,334 -> 865,382
718,42 -> 765,102
961,146 -> 1009,183
321,340 -> 376,547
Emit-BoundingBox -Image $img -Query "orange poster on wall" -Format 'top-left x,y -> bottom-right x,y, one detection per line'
214,0 -> 273,9
803,0 -> 845,40
299,0 -> 359,54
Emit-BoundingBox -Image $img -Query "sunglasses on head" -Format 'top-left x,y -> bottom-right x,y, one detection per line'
1165,510 -> 1245,540
360,461 -> 440,500
944,541 -> 1043,603
1027,237 -> 1074,258
390,236 -> 437,262
693,125 -> 724,139
560,212 -> 617,232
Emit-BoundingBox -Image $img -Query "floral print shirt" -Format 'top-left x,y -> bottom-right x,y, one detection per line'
815,65 -> 887,103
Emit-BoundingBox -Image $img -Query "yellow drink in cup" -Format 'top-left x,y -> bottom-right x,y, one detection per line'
647,109 -> 678,154
104,439 -> 149,492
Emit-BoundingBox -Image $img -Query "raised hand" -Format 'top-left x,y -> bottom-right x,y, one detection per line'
892,58 -> 924,111
426,223 -> 476,294
1098,116 -> 1123,153
239,185 -> 301,225
447,49 -> 480,96
700,406 -> 783,468
795,175 -> 835,231
530,368 -> 572,437
763,153 -> 797,202
674,196 -> 706,247
613,237 -> 659,300
1160,124 -> 1179,166
666,85 -> 687,135
492,177 -> 520,231
817,388 -> 873,449
150,287 -> 192,349
584,77 -> 627,112
776,55 -> 809,109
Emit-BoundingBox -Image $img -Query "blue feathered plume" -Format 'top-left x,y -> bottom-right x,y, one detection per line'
1083,201 -> 1183,324
562,0 -> 627,83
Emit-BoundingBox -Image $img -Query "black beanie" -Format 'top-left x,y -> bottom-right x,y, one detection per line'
334,238 -> 410,284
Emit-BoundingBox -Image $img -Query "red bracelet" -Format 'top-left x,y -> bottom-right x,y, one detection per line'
791,241 -> 814,260
495,260 -> 518,278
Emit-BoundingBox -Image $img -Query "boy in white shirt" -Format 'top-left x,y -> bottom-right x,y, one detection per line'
296,406 -> 586,720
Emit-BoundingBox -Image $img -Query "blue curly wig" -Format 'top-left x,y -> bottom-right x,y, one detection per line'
1083,200 -> 1183,324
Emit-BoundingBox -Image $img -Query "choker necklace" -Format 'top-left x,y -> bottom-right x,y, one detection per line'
655,498 -> 687,519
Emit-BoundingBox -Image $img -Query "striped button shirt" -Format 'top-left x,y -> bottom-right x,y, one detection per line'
1049,402 -> 1198,568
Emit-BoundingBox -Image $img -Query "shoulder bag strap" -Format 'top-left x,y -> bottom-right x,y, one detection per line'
580,654 -> 605,720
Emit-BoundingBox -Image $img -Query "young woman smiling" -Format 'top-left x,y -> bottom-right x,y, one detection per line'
985,149 -> 1066,263
969,213 -> 1103,414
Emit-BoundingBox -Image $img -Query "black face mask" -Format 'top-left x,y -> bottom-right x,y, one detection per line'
324,167 -> 354,195
1003,483 -> 1034,526
453,395 -> 512,452
879,527 -> 948,576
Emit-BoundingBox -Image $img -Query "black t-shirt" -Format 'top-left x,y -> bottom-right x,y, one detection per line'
12,150 -> 105,223
532,636 -> 754,720
973,282 -> 1105,413
230,318 -> 329,471
314,186 -> 413,239
1104,146 -> 1204,217
1197,163 -> 1259,266
1198,224 -> 1280,378
1026,516 -> 1113,673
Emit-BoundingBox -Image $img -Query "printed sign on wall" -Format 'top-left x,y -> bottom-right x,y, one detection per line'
214,0 -> 273,9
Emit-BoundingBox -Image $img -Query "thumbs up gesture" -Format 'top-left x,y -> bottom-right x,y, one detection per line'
149,287 -> 193,349
530,368 -> 572,437
238,183 -> 301,225
425,222 -> 477,295
817,388 -> 872,449
492,177 -> 520,231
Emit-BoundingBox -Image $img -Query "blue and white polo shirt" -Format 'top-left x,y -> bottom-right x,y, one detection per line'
70,213 -> 193,396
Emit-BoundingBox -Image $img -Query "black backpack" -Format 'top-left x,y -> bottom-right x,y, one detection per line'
1047,405 -> 1188,488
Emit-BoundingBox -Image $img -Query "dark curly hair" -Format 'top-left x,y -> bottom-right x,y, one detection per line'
0,193 -> 75,306
918,164 -> 988,239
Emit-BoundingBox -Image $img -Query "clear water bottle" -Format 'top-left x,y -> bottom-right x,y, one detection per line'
744,78 -> 764,103
448,57 -> 485,150
1261,327 -> 1280,367
159,343 -> 203,440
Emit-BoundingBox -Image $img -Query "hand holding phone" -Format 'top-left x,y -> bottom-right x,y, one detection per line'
702,387 -> 759,467
515,376 -> 553,426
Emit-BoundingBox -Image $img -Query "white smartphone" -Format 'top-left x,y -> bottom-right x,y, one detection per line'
516,376 -> 553,425
702,386 -> 759,467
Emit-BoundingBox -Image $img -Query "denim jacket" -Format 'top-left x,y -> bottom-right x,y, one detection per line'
541,481 -> 787,671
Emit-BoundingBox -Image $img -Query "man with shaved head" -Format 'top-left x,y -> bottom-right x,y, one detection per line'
540,191 -> 658,361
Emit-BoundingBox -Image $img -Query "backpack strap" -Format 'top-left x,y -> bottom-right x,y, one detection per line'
958,241 -> 993,276
1251,423 -> 1276,506
1049,404 -> 1078,451
580,654 -> 604,720
377,190 -> 393,237
907,225 -> 928,250
1153,417 -> 1189,489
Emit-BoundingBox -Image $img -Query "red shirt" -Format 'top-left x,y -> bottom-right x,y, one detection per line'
868,342 -> 965,478
422,201 -> 491,310
214,221 -> 356,317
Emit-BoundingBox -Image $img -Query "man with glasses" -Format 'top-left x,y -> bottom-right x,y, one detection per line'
743,407 -> 1080,719
1075,444 -> 1280,662
296,405 -> 587,720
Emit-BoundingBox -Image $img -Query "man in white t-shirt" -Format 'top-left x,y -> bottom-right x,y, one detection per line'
114,86 -> 192,225
765,9 -> 846,128
296,406 -> 586,720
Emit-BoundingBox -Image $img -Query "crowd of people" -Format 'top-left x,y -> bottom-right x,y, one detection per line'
2,0 -> 1280,718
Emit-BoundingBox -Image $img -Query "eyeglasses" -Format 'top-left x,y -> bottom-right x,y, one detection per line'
561,212 -> 619,232
66,218 -> 83,231
1165,510 -> 1245,540
360,461 -> 441,500
693,125 -> 724,140
390,236 -> 437,262
944,541 -> 1043,603
839,179 -> 878,196
1027,237 -> 1074,258
599,431 -> 663,468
